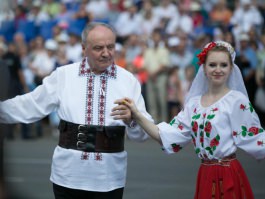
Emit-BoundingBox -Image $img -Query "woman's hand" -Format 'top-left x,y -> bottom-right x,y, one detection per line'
113,98 -> 162,143
111,98 -> 134,125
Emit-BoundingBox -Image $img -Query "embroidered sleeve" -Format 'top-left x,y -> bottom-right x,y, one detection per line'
230,96 -> 265,160
158,107 -> 192,154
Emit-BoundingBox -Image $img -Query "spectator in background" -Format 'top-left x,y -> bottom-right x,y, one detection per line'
54,3 -> 74,25
27,0 -> 50,27
235,33 -> 258,105
167,34 -> 193,84
143,28 -> 169,122
13,32 -> 27,51
230,0 -> 263,38
85,0 -> 109,22
54,47 -> 73,69
167,67 -> 183,121
65,32 -> 82,62
14,4 -> 27,28
254,32 -> 265,127
114,42 -> 127,69
190,1 -> 205,36
30,39 -> 58,86
132,41 -> 148,105
0,54 -> 10,199
191,34 -> 211,74
124,34 -> 142,64
72,1 -> 92,22
114,0 -> 142,44
139,0 -> 159,40
0,42 -> 28,139
153,0 -> 179,31
166,3 -> 193,36
209,0 -> 232,29
41,0 -> 60,18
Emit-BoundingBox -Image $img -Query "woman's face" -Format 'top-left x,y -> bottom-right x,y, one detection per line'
204,51 -> 232,88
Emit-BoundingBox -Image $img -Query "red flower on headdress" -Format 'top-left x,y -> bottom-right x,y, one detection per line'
197,42 -> 217,65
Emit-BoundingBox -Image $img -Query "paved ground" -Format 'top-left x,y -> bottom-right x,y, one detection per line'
3,132 -> 265,199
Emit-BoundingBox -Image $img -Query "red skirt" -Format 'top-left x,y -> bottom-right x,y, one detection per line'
194,159 -> 254,199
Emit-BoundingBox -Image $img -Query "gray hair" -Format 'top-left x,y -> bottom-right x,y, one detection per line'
81,22 -> 116,45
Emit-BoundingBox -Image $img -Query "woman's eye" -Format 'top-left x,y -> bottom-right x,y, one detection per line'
209,63 -> 216,67
221,63 -> 228,67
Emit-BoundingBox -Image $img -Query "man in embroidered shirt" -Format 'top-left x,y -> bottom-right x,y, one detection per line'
0,23 -> 152,199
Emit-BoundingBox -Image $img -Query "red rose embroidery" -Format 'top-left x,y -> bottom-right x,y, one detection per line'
240,104 -> 246,110
232,131 -> 237,136
192,121 -> 198,133
212,108 -> 218,112
200,136 -> 204,143
210,138 -> 219,147
204,122 -> 212,133
203,113 -> 206,118
171,144 -> 182,152
257,141 -> 264,146
249,127 -> 259,135
178,124 -> 184,130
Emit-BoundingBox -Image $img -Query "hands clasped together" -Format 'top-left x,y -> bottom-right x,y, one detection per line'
111,98 -> 139,125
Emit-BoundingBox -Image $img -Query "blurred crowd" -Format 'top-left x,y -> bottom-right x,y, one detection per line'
0,0 -> 265,140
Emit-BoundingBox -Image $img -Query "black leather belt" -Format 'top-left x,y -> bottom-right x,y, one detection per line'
58,120 -> 125,153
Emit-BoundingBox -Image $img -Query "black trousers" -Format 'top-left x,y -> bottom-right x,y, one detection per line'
53,183 -> 124,199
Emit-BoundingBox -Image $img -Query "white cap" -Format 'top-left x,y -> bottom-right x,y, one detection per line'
123,0 -> 134,8
58,33 -> 69,43
115,43 -> 123,52
239,33 -> 249,41
240,0 -> 251,5
45,39 -> 58,51
190,2 -> 201,11
32,0 -> 42,7
168,37 -> 180,47
0,42 -> 7,52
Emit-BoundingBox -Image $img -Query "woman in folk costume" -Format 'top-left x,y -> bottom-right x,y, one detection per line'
112,41 -> 265,198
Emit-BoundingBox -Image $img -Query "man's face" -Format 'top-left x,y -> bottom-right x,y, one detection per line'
82,26 -> 116,74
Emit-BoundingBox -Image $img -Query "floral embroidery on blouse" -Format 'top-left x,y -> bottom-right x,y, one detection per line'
233,102 -> 265,147
171,143 -> 182,152
191,107 -> 220,156
240,102 -> 254,113
170,118 -> 184,130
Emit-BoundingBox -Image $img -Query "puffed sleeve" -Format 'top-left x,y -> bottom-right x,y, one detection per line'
230,92 -> 265,160
0,70 -> 59,124
157,105 -> 192,154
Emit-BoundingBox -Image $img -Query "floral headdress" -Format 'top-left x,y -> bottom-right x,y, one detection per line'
197,41 -> 236,66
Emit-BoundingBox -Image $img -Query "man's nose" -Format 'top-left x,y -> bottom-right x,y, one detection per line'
102,48 -> 110,56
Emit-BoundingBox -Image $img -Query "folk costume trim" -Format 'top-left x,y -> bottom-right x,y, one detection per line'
78,57 -> 117,125
78,58 -> 117,161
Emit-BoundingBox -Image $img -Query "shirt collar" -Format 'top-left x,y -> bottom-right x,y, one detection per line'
78,57 -> 117,79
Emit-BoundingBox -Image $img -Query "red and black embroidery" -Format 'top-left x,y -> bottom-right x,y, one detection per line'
81,152 -> 90,160
86,75 -> 94,125
78,58 -> 117,161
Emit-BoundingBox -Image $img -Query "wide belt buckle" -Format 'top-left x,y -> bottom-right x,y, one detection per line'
76,141 -> 95,152
78,124 -> 87,132
76,125 -> 96,152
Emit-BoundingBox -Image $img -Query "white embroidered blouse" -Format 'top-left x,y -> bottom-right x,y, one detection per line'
158,90 -> 265,160
0,60 -> 152,191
